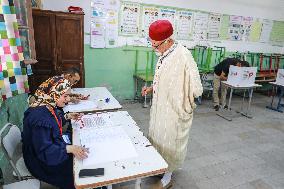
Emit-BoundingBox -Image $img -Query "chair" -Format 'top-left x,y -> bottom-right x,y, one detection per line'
0,123 -> 32,180
0,166 -> 40,189
3,179 -> 40,189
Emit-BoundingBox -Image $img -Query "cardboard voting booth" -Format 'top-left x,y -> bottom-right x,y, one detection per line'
276,69 -> 284,86
227,66 -> 257,87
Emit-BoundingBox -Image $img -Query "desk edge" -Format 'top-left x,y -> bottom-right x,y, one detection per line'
74,168 -> 167,189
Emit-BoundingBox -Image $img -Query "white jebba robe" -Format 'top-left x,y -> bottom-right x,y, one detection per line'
148,43 -> 203,172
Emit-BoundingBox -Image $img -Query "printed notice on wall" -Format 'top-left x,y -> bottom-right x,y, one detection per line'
219,15 -> 230,40
249,18 -> 262,42
91,0 -> 106,18
91,19 -> 106,48
176,10 -> 193,40
159,8 -> 176,28
141,6 -> 159,37
270,21 -> 284,43
207,13 -> 221,40
119,2 -> 140,35
193,12 -> 209,41
105,9 -> 119,47
259,19 -> 273,43
240,16 -> 253,41
90,0 -> 120,48
229,15 -> 242,41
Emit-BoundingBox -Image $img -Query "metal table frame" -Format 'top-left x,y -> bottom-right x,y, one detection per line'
217,81 -> 262,121
266,82 -> 284,113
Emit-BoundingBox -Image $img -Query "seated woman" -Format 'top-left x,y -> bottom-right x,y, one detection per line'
22,77 -> 89,189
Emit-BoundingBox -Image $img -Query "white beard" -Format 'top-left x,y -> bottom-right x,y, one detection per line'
155,50 -> 162,56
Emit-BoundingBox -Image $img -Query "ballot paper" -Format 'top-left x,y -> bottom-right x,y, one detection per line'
79,114 -> 113,128
63,100 -> 97,113
227,66 -> 257,87
80,126 -> 138,166
276,69 -> 284,86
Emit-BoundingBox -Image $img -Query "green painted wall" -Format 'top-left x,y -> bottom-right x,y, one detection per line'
84,45 -> 157,100
84,44 -> 284,100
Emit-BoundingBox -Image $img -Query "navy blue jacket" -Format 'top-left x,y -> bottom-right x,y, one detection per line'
22,106 -> 75,189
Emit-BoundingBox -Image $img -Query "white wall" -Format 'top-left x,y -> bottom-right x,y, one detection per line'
127,0 -> 284,21
42,0 -> 284,53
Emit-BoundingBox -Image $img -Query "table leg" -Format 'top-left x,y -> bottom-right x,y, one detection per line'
240,90 -> 246,112
143,82 -> 148,108
266,86 -> 284,113
241,88 -> 253,118
135,178 -> 142,189
135,77 -> 138,99
277,86 -> 284,112
271,85 -> 277,106
248,89 -> 253,114
228,88 -> 234,110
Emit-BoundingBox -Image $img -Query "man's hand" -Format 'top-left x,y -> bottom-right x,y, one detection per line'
69,94 -> 90,104
66,145 -> 89,159
80,94 -> 90,100
70,96 -> 80,104
220,72 -> 228,81
220,75 -> 227,81
141,86 -> 153,96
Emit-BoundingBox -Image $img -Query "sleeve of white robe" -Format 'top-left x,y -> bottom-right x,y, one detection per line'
183,50 -> 203,115
167,48 -> 203,121
187,51 -> 203,98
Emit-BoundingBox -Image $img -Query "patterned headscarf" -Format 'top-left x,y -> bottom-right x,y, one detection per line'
30,76 -> 71,108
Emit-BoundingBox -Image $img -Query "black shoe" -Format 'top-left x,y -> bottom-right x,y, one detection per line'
224,105 -> 228,109
214,105 -> 220,111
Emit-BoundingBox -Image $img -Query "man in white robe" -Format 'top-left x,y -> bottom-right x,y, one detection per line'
142,20 -> 203,189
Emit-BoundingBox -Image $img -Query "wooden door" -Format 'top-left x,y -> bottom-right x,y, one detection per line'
30,10 -> 56,93
55,13 -> 84,88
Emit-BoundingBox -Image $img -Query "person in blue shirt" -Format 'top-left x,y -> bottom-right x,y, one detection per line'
22,77 -> 89,189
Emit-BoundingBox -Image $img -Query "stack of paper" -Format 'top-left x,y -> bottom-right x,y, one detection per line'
63,100 -> 97,113
80,126 -> 138,166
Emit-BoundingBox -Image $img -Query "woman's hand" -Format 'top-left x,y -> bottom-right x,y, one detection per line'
66,145 -> 89,159
66,113 -> 83,121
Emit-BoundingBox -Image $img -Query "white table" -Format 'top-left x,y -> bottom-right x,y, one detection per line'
217,81 -> 262,121
72,111 -> 168,189
64,87 -> 122,113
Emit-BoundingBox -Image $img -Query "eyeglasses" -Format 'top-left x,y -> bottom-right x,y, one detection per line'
152,39 -> 167,50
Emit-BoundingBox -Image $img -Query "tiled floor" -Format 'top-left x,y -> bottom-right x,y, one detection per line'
4,93 -> 284,189
121,94 -> 284,189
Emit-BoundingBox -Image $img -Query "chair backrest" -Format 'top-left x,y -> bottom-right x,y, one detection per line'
0,123 -> 23,180
0,124 -> 21,159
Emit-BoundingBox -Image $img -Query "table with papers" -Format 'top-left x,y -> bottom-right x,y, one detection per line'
72,111 -> 168,189
64,87 -> 122,113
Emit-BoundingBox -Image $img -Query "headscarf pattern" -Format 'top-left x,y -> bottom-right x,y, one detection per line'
30,76 -> 71,108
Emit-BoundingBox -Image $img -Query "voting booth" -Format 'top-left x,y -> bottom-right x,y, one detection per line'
227,66 -> 258,87
276,69 -> 284,86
